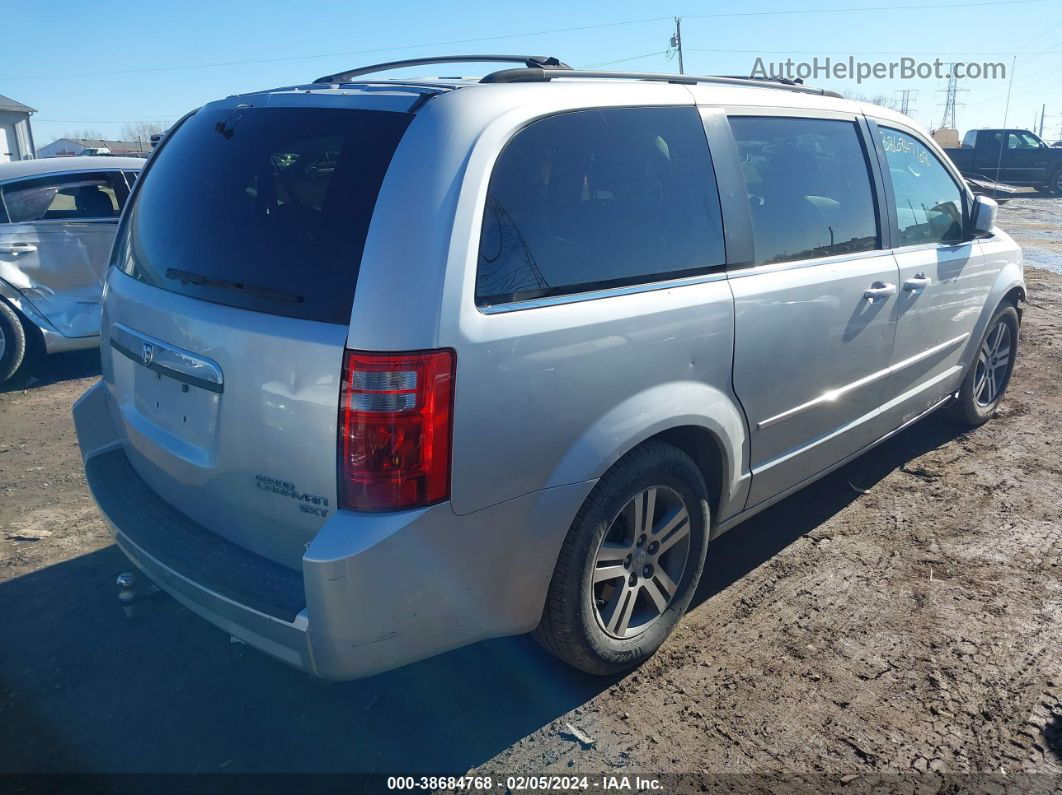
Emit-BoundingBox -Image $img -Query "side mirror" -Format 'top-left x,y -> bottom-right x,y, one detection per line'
970,194 -> 997,239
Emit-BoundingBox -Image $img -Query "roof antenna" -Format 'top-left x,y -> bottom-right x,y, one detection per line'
992,57 -> 1017,199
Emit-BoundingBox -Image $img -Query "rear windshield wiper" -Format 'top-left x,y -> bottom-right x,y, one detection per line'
165,268 -> 305,304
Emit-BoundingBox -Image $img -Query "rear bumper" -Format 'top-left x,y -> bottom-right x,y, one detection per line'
73,381 -> 593,680
115,522 -> 313,670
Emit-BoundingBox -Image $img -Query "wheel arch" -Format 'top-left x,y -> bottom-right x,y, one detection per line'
545,381 -> 751,524
957,241 -> 1025,370
1002,283 -> 1026,321
646,425 -> 726,520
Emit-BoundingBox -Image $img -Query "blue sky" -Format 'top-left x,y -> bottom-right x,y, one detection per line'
4,0 -> 1062,148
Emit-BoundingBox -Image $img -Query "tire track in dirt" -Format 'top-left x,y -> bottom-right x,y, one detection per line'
475,269 -> 1062,776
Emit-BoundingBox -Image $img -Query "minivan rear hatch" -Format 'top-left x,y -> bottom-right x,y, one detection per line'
103,96 -> 413,569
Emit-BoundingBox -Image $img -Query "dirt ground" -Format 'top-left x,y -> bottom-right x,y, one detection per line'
0,198 -> 1060,783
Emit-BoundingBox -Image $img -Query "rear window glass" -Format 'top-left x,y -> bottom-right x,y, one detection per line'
476,106 -> 725,306
729,116 -> 880,265
118,106 -> 412,323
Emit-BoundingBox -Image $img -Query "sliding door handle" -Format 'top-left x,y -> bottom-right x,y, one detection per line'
863,282 -> 897,301
903,273 -> 933,291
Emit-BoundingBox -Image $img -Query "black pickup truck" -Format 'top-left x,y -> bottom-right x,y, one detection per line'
944,128 -> 1062,194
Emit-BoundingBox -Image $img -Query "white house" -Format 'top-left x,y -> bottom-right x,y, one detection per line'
0,95 -> 37,162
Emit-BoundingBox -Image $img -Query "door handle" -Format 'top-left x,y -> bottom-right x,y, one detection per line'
903,273 -> 933,291
0,243 -> 37,254
863,281 -> 897,301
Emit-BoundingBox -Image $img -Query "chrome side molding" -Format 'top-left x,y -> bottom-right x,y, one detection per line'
758,333 -> 969,430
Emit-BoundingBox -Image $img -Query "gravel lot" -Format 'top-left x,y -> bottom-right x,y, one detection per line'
0,197 -> 1060,781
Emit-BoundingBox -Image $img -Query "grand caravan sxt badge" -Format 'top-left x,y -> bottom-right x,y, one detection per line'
255,474 -> 329,517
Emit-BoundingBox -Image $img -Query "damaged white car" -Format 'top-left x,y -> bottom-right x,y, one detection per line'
0,157 -> 142,384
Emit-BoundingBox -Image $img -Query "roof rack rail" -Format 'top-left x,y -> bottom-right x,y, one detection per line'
315,55 -> 571,85
479,68 -> 843,98
716,74 -> 811,88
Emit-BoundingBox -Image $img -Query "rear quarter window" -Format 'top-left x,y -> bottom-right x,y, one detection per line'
117,106 -> 412,324
476,106 -> 726,306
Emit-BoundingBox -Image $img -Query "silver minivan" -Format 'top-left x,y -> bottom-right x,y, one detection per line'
0,156 -> 143,383
74,57 -> 1024,680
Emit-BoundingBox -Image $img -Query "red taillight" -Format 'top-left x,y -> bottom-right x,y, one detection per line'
338,349 -> 455,511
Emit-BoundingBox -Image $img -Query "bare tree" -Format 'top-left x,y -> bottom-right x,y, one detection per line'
62,129 -> 105,141
119,121 -> 167,147
839,91 -> 899,110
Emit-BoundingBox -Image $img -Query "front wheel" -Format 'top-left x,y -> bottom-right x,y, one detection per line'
952,303 -> 1019,426
533,442 -> 710,675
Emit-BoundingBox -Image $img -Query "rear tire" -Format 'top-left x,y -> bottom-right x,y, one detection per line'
951,303 -> 1019,427
0,300 -> 28,386
533,442 -> 709,675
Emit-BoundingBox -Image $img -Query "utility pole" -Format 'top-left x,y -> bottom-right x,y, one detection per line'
670,17 -> 685,75
897,89 -> 918,116
1038,104 -> 1046,137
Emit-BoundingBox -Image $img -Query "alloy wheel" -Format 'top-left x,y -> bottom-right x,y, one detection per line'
0,322 -> 6,362
591,485 -> 692,639
974,320 -> 1012,407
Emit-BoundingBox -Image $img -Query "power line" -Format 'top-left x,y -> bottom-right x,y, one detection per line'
994,25 -> 1062,88
1010,53 -> 1062,84
36,117 -> 179,123
4,18 -> 674,81
973,45 -> 1062,110
995,65 -> 1062,102
1008,20 -> 1062,69
682,0 -> 1044,18
0,0 -> 1046,81
1014,19 -> 1062,50
685,47 -> 1062,55
584,52 -> 668,68
1013,69 -> 1062,98
39,35 -> 1058,116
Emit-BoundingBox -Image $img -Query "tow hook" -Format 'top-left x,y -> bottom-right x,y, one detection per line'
115,571 -> 162,618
